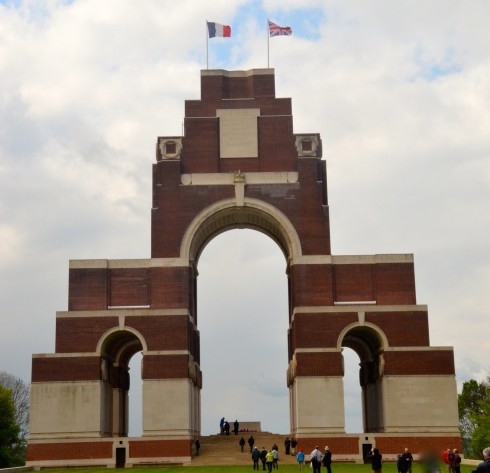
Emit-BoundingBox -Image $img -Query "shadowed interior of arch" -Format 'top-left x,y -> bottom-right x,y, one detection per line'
99,330 -> 143,437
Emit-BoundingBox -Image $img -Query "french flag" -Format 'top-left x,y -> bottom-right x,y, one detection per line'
207,21 -> 231,38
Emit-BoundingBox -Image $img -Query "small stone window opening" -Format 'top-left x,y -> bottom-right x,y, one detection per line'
165,141 -> 177,154
302,139 -> 313,152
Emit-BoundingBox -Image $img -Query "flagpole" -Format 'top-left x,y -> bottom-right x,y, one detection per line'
267,19 -> 269,68
206,21 -> 209,70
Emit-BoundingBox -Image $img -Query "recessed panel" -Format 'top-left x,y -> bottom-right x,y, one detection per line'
217,108 -> 260,158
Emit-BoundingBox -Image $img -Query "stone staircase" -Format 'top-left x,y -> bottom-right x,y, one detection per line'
191,432 -> 300,466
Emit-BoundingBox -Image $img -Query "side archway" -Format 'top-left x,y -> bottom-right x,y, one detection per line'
338,323 -> 388,433
97,329 -> 145,437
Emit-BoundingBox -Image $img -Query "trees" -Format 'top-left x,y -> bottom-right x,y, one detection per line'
458,377 -> 490,459
0,372 -> 29,466
0,371 -> 29,441
0,386 -> 22,467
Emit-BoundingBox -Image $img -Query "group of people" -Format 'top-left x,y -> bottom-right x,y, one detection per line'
307,446 -> 333,473
442,448 -> 462,473
219,417 -> 240,436
306,446 -> 332,473
284,437 -> 298,455
251,445 -> 279,472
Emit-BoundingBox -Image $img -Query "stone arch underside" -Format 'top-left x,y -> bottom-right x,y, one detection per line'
180,198 -> 302,264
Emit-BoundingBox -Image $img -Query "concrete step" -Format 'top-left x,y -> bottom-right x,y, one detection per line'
191,433 -> 300,466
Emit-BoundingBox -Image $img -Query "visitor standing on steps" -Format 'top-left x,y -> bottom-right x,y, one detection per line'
248,435 -> 255,452
234,419 -> 240,435
239,436 -> 246,452
291,437 -> 297,455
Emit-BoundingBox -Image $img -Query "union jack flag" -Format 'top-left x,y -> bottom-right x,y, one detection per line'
268,20 -> 292,37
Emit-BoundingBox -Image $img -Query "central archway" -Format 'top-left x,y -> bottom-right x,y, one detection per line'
197,228 -> 289,434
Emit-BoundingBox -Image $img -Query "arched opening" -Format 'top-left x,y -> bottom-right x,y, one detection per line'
342,347 -> 363,433
197,228 -> 289,434
99,330 -> 144,437
128,352 -> 143,436
341,325 -> 386,433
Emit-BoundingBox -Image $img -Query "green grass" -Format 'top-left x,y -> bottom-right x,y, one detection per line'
35,464 -> 476,473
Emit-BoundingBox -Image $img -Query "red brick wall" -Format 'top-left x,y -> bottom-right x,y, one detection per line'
383,350 -> 455,375
32,356 -> 100,382
291,312 -> 358,350
27,441 -> 112,461
150,267 -> 190,308
375,263 -> 416,305
295,352 -> 343,377
109,268 -> 150,307
142,354 -> 189,379
126,315 -> 190,351
69,268 -> 108,310
365,311 -> 429,346
56,316 -> 117,353
290,265 -> 334,307
374,436 -> 462,455
129,439 -> 192,458
334,265 -> 375,302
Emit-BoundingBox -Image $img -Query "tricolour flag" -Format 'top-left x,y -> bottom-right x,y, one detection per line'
207,21 -> 232,38
268,20 -> 292,37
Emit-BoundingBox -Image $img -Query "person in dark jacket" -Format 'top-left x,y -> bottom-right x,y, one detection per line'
472,447 -> 490,473
248,435 -> 255,452
323,446 -> 332,473
260,447 -> 268,471
239,436 -> 246,452
252,447 -> 261,470
367,448 -> 382,473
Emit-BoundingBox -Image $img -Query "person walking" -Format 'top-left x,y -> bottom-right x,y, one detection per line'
323,446 -> 332,473
260,447 -> 268,471
297,449 -> 305,470
252,447 -> 261,470
248,435 -> 255,452
367,448 -> 382,473
310,446 -> 323,473
272,446 -> 279,469
239,436 -> 246,452
266,450 -> 274,472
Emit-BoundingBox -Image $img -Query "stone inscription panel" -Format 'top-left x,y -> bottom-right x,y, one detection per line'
216,108 -> 259,158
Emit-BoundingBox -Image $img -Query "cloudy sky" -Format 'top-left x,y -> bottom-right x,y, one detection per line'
1,0 -> 489,437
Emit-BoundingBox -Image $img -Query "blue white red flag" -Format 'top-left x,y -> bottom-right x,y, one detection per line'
207,21 -> 232,38
268,20 -> 292,37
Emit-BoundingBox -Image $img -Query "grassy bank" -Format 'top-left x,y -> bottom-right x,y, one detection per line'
35,463 -> 477,473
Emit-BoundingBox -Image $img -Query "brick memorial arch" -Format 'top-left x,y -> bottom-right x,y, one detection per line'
27,69 -> 460,468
